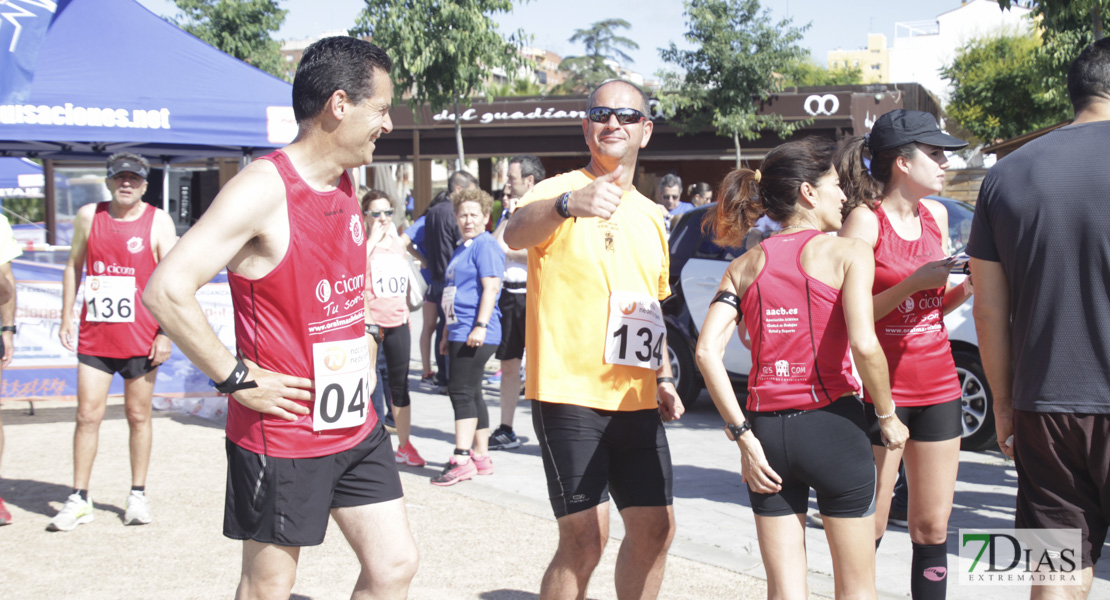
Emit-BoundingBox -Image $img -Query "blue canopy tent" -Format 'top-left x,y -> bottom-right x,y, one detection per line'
0,158 -> 44,198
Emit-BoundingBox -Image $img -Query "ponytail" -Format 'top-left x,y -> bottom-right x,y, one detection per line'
834,136 -> 881,217
707,169 -> 762,248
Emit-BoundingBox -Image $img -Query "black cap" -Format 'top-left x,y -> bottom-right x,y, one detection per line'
106,157 -> 148,180
868,109 -> 967,154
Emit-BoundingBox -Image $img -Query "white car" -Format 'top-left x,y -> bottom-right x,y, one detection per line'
663,198 -> 995,451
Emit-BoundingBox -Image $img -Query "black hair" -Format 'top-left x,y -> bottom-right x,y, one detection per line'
709,137 -> 837,248
292,37 -> 392,123
448,170 -> 479,195
1067,37 -> 1110,113
834,136 -> 918,216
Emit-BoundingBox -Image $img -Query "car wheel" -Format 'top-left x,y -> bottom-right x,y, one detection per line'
666,325 -> 701,409
954,349 -> 995,451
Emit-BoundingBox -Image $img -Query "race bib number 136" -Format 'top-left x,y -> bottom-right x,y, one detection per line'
312,337 -> 372,431
85,275 -> 136,323
604,291 -> 665,371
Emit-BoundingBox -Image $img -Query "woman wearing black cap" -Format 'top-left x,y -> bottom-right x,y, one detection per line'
835,109 -> 973,600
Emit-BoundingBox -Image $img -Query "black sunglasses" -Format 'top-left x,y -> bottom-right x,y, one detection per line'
366,209 -> 394,218
587,107 -> 649,125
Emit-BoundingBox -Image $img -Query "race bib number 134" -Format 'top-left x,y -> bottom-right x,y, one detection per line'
604,291 -> 665,371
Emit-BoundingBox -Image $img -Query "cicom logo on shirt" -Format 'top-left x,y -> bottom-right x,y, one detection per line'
93,260 -> 105,274
897,297 -> 916,314
126,236 -> 144,253
349,215 -> 365,246
316,279 -> 332,303
322,347 -> 347,371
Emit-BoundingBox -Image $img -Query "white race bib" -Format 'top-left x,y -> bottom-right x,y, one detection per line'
84,275 -> 137,323
604,291 -> 666,371
370,256 -> 409,298
311,336 -> 371,431
441,285 -> 459,325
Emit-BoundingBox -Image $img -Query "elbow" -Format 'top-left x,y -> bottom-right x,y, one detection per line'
849,336 -> 883,362
694,338 -> 718,372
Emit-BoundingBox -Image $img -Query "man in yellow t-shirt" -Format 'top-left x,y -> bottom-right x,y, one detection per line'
0,213 -> 21,525
504,80 -> 683,600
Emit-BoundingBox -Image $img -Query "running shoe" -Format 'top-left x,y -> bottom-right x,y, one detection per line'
418,372 -> 437,391
472,452 -> 494,476
488,427 -> 521,450
0,497 -> 11,525
430,456 -> 477,486
395,440 -> 427,467
124,491 -> 152,526
485,369 -> 502,384
887,506 -> 908,528
47,494 -> 94,531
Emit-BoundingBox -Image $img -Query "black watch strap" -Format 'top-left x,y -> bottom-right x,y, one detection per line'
473,322 -> 487,329
215,359 -> 258,394
726,421 -> 752,441
0,325 -> 15,334
656,376 -> 676,386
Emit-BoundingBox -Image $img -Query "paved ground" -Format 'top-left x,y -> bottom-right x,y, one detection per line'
1,314 -> 1108,598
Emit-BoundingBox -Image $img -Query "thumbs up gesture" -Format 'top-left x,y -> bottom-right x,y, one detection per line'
568,164 -> 624,220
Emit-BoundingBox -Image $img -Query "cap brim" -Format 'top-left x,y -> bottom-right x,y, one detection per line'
916,131 -> 968,150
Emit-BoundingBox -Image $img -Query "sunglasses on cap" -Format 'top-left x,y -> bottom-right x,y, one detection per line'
587,107 -> 649,125
366,209 -> 394,218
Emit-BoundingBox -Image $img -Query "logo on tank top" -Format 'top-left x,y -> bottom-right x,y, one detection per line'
349,215 -> 365,246
89,279 -> 101,292
762,360 -> 807,378
126,237 -> 143,254
322,346 -> 347,371
93,260 -> 105,274
92,260 -> 135,276
897,298 -> 915,314
316,279 -> 332,303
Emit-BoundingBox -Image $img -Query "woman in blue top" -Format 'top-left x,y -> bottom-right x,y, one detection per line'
432,188 -> 505,486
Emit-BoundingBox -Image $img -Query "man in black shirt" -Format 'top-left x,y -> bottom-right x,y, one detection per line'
969,38 -> 1110,598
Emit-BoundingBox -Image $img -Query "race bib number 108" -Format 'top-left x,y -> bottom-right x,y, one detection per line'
312,337 -> 372,431
604,291 -> 665,371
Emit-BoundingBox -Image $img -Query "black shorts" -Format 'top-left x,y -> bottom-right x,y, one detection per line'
77,353 -> 157,380
425,279 -> 444,304
749,395 -> 876,517
494,289 -> 526,361
223,423 -> 403,547
865,397 -> 962,445
532,400 -> 673,519
1014,410 -> 1110,567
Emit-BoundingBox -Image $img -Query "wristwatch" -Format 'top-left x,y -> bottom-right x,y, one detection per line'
725,421 -> 752,441
473,322 -> 488,329
365,323 -> 383,344
0,325 -> 15,334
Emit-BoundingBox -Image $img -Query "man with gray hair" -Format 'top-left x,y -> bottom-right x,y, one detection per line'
656,172 -> 693,230
52,151 -> 177,531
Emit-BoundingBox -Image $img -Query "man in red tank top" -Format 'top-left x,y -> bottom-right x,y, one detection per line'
51,153 -> 177,532
144,38 -> 417,599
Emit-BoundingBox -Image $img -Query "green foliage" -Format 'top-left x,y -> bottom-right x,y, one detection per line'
3,197 -> 43,224
781,58 -> 863,87
174,0 -> 288,79
557,19 -> 639,95
657,0 -> 810,167
942,31 -> 1070,143
485,77 -> 546,100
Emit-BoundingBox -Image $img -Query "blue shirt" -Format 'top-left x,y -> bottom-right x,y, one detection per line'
444,231 -> 504,344
668,202 -> 695,217
403,216 -> 430,283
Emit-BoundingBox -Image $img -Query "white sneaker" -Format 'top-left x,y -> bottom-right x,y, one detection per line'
47,493 -> 95,531
124,491 -> 152,525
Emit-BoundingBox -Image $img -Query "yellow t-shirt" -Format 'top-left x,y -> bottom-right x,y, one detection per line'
520,169 -> 670,411
0,215 -> 23,264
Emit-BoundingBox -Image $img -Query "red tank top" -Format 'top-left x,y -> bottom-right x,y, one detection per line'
79,202 -> 160,358
226,150 -> 377,458
740,230 -> 859,412
869,205 -> 960,406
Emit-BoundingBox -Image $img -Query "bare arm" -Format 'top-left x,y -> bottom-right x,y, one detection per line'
840,239 -> 908,449
492,218 -> 527,263
504,165 -> 625,250
970,258 -> 1014,458
59,205 -> 94,353
0,262 -> 15,366
146,210 -> 179,366
399,233 -> 428,267
143,162 -> 311,421
465,276 -> 501,348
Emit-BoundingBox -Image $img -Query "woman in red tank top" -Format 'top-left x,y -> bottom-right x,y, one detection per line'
697,137 -> 908,599
836,110 -> 974,600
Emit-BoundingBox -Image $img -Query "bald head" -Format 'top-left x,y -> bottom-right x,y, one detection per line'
588,80 -> 650,115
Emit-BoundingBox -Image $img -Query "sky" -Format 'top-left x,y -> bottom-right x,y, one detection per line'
136,0 -> 966,78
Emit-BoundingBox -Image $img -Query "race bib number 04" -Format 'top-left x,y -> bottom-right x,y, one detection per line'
604,291 -> 665,371
85,275 -> 136,323
370,256 -> 409,298
312,337 -> 372,432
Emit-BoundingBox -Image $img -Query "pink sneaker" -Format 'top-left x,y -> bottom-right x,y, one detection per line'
431,456 -> 477,486
472,452 -> 494,476
395,440 -> 426,467
0,497 -> 10,525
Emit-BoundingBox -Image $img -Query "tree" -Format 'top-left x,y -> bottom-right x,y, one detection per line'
556,19 -> 638,94
781,58 -> 862,87
942,31 -> 1069,143
354,0 -> 528,171
173,0 -> 287,79
658,0 -> 810,168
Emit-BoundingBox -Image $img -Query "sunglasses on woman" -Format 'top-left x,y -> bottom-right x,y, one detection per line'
587,107 -> 649,125
366,209 -> 394,218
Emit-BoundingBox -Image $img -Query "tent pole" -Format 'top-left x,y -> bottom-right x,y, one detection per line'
44,159 -> 56,246
161,157 -> 170,212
